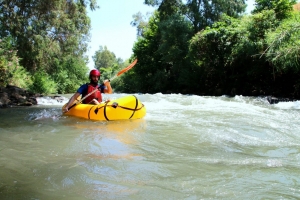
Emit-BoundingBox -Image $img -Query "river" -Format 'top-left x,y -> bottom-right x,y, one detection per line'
0,93 -> 300,199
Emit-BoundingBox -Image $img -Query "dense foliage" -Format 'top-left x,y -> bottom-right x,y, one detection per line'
189,10 -> 279,96
92,45 -> 128,84
113,0 -> 300,99
0,0 -> 98,93
252,0 -> 297,20
0,36 -> 31,88
265,11 -> 300,72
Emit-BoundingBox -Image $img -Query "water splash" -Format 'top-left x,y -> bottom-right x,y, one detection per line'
27,108 -> 62,121
274,100 -> 300,110
36,96 -> 69,106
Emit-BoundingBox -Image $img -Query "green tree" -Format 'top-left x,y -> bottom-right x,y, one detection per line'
131,0 -> 246,94
264,12 -> 300,97
183,0 -> 246,33
156,14 -> 195,93
189,10 -> 279,95
92,46 -> 118,69
131,12 -> 152,37
265,11 -> 300,72
252,0 -> 297,20
131,12 -> 164,93
52,56 -> 89,93
189,16 -> 247,95
92,46 -> 125,82
0,0 -> 97,93
129,10 -> 197,94
145,0 -> 246,33
0,36 -> 31,88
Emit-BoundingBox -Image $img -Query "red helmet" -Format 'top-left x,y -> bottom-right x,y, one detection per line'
89,69 -> 101,77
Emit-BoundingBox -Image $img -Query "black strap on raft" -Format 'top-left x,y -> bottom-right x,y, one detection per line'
93,95 -> 144,121
116,104 -> 144,111
103,101 -> 110,121
94,105 -> 105,115
130,95 -> 138,119
88,105 -> 97,119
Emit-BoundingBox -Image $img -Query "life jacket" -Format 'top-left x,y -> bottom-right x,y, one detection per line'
83,84 -> 102,104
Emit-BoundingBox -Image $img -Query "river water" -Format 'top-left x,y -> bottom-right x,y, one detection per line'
0,93 -> 300,199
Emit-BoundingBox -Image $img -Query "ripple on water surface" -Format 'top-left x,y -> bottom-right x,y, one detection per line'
0,94 -> 300,199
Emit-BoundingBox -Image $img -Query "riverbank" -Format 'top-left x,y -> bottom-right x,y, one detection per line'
0,85 -> 67,108
0,85 -> 39,107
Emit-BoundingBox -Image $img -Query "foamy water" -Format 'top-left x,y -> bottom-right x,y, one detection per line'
1,93 -> 300,199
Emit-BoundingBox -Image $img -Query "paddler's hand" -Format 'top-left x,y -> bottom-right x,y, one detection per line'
91,99 -> 100,105
103,79 -> 113,94
63,107 -> 69,113
103,79 -> 110,86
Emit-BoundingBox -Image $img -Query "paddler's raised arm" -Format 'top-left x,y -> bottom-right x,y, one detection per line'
103,79 -> 113,94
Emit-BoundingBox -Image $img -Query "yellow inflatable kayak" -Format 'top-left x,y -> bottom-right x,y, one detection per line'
62,95 -> 146,121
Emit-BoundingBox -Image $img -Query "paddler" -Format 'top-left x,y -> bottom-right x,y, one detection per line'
63,69 -> 112,112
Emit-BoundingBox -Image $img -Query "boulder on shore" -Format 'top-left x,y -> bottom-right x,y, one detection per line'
0,85 -> 40,108
267,96 -> 297,104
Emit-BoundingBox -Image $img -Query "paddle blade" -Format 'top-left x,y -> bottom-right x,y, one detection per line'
117,59 -> 137,76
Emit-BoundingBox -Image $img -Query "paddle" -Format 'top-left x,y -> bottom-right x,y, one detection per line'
110,59 -> 137,82
67,59 -> 138,110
